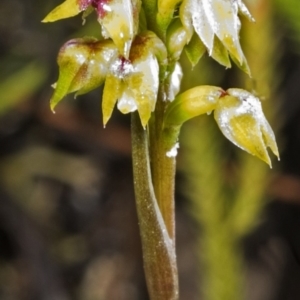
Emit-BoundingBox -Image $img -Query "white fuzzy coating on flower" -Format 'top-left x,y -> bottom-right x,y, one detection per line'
237,0 -> 255,22
180,0 -> 253,64
168,63 -> 183,101
97,0 -> 135,58
131,54 -> 159,112
110,58 -> 134,79
117,90 -> 138,113
193,0 -> 214,53
166,142 -> 180,157
115,53 -> 160,127
214,88 -> 279,166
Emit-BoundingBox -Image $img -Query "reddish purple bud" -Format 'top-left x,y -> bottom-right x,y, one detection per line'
79,0 -> 92,10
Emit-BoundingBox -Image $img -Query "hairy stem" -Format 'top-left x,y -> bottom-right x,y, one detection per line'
131,112 -> 179,300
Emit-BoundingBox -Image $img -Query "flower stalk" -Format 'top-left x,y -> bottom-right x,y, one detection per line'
131,112 -> 178,300
149,86 -> 178,243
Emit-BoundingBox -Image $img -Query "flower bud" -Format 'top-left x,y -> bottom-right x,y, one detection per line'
166,19 -> 189,61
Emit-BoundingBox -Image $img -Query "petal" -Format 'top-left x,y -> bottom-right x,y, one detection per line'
75,40 -> 119,95
95,0 -> 138,58
166,19 -> 189,61
184,33 -> 206,67
227,88 -> 279,158
167,63 -> 183,101
214,89 -> 279,167
204,0 -> 244,64
127,53 -> 160,127
229,52 -> 251,76
211,36 -> 231,68
50,38 -> 118,111
42,0 -> 86,22
191,0 -> 214,53
50,38 -> 92,111
102,74 -> 124,126
237,0 -> 255,22
179,0 -> 196,41
130,32 -> 167,80
117,89 -> 138,113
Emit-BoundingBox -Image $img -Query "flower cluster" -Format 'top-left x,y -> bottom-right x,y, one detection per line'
43,0 -> 140,58
44,0 -> 279,165
44,0 -> 255,126
49,32 -> 167,127
180,0 -> 254,70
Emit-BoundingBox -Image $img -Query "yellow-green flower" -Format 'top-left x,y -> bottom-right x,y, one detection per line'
49,32 -> 167,128
49,37 -> 119,111
103,31 -> 167,127
42,0 -> 140,58
180,0 -> 254,72
214,88 -> 279,167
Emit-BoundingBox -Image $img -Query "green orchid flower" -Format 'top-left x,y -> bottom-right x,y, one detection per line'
103,31 -> 167,127
214,88 -> 279,167
42,0 -> 140,58
180,0 -> 254,72
49,32 -> 167,128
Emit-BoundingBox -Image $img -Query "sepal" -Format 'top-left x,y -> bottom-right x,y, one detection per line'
184,33 -> 206,67
102,32 -> 166,127
42,0 -> 83,22
179,0 -> 253,73
94,0 -> 140,58
214,88 -> 279,167
50,38 -> 118,111
164,85 -> 224,128
166,19 -> 189,61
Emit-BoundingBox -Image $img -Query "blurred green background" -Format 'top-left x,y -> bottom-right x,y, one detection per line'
0,0 -> 300,299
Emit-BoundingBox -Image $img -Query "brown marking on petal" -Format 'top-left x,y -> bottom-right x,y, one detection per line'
219,89 -> 228,98
91,0 -> 111,18
129,35 -> 150,61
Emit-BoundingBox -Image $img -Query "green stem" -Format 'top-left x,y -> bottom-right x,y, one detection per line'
149,84 -> 177,243
131,112 -> 179,300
